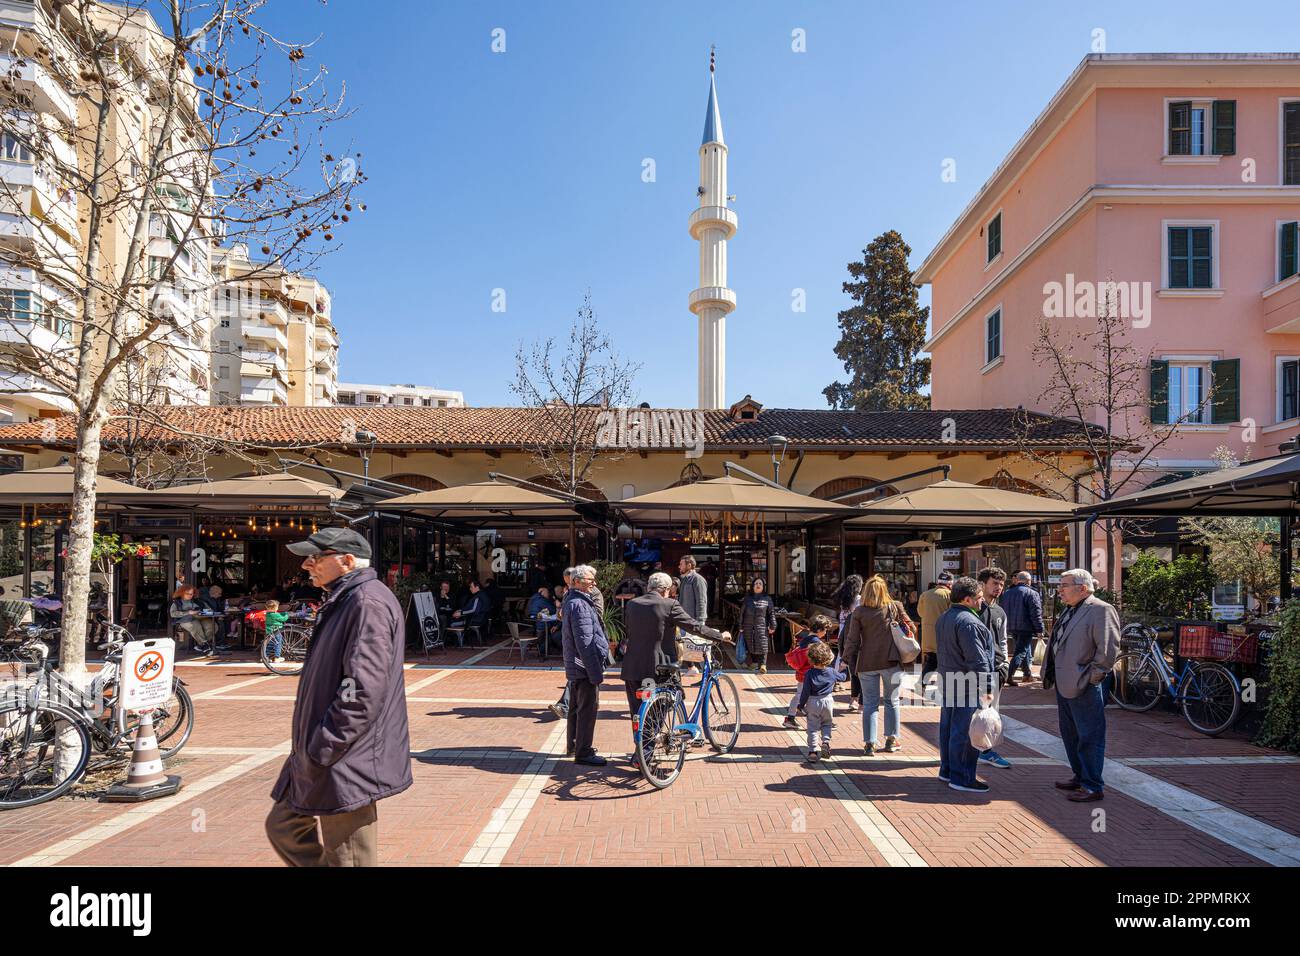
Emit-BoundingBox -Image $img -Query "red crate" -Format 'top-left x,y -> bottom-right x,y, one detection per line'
1178,623 -> 1257,664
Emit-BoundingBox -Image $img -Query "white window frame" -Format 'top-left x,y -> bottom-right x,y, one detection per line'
1161,219 -> 1220,291
1277,218 -> 1300,284
982,304 -> 1003,369
1164,97 -> 1218,158
1277,355 -> 1300,424
1161,355 -> 1216,426
1279,97 -> 1300,186
984,209 -> 1003,268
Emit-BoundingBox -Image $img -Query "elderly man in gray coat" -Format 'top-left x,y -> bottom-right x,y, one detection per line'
1043,568 -> 1119,802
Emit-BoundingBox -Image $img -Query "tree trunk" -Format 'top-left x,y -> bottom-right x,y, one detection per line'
59,412 -> 106,679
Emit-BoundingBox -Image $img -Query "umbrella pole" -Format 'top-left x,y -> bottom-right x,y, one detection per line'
1281,515 -> 1293,603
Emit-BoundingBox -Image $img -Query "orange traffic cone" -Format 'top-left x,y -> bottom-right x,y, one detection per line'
103,712 -> 182,802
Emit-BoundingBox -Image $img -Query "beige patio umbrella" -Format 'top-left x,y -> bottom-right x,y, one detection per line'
381,480 -> 579,520
845,479 -> 1076,530
0,464 -> 154,505
616,475 -> 854,527
143,472 -> 347,510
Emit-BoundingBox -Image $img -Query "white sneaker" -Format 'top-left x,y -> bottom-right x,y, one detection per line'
273,657 -> 285,663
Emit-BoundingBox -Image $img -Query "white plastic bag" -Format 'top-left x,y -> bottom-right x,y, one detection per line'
968,704 -> 1003,751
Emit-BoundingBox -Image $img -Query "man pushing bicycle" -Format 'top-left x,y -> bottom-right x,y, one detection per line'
620,572 -> 730,728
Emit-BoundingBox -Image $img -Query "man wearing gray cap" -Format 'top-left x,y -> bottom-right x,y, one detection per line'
264,528 -> 412,866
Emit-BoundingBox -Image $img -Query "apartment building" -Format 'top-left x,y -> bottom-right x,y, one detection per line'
210,244 -> 339,407
337,383 -> 465,408
0,0 -> 213,422
918,55 -> 1300,474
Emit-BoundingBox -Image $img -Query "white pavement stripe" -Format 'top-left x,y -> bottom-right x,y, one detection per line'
9,740 -> 292,867
191,675 -> 279,700
461,641 -> 511,665
1001,716 -> 1300,867
745,675 -> 927,868
460,722 -> 568,867
404,669 -> 456,694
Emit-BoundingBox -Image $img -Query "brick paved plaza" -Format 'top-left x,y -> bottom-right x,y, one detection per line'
4,647 -> 1298,868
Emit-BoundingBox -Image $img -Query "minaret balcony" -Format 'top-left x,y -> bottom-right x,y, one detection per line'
688,205 -> 738,241
689,286 -> 737,315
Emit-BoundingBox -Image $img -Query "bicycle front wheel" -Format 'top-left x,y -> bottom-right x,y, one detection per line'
1110,652 -> 1163,712
703,672 -> 741,753
636,693 -> 686,790
261,627 -> 309,676
0,701 -> 91,810
1181,662 -> 1240,736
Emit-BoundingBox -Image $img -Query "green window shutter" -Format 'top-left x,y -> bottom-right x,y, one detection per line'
1282,221 -> 1299,281
987,214 -> 1001,262
1212,100 -> 1236,155
1150,360 -> 1170,423
1211,358 -> 1240,424
1287,103 -> 1300,186
1169,101 -> 1191,154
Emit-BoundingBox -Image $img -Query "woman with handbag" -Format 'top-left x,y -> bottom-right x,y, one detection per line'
839,575 -> 917,755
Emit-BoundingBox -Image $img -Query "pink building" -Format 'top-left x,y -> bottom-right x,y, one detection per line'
918,54 -> 1300,481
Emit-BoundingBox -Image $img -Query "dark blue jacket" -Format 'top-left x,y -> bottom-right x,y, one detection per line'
935,605 -> 994,694
561,588 -> 608,684
998,583 -> 1044,635
799,657 -> 847,708
526,593 -> 556,619
458,592 -> 488,627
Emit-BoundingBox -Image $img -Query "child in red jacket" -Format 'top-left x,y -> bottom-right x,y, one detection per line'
783,614 -> 833,729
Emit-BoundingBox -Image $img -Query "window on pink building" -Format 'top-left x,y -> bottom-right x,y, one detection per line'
1285,103 -> 1300,186
1168,226 -> 1213,288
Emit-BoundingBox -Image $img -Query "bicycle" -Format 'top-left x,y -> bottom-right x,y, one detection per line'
633,634 -> 741,789
0,631 -> 195,809
1109,622 -> 1241,736
259,623 -> 312,676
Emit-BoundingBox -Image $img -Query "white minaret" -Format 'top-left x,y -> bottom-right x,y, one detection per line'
689,48 -> 737,410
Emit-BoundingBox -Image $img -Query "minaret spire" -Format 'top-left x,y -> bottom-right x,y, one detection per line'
688,49 -> 737,409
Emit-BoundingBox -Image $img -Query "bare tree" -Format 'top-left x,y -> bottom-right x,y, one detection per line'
510,292 -> 640,497
1013,294 -> 1222,594
0,0 -> 363,680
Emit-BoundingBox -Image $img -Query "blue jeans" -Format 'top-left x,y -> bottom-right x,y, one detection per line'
1056,684 -> 1107,793
266,627 -> 283,658
939,704 -> 979,787
858,667 -> 903,744
1008,632 -> 1035,676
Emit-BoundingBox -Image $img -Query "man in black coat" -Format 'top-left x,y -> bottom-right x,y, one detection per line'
265,528 -> 412,867
620,572 -> 728,718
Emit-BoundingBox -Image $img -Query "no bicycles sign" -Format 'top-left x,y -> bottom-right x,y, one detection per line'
120,639 -> 176,712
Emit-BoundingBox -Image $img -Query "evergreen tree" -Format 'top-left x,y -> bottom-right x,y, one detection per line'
823,231 -> 931,411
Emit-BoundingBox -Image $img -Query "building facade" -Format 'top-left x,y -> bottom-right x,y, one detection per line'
919,54 -> 1300,475
0,0 -> 215,422
210,244 -> 339,407
337,383 -> 465,407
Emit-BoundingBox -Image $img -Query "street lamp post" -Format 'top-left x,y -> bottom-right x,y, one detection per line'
767,434 -> 789,486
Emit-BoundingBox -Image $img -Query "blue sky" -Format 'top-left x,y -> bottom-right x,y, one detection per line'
254,0 -> 1298,408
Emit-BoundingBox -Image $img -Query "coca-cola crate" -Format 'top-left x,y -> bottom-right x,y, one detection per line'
1178,621 -> 1257,664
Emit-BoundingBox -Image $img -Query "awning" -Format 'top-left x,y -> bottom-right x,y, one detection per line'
616,475 -> 853,525
1077,454 -> 1300,517
845,479 -> 1076,531
380,480 -> 579,520
0,464 -> 154,505
141,472 -> 347,510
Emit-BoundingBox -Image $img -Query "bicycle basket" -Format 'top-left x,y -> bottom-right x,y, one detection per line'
678,636 -> 710,662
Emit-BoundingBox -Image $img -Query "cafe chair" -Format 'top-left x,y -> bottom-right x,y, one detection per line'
505,621 -> 538,663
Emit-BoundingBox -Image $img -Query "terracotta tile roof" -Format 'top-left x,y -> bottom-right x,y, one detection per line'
0,405 -> 1102,451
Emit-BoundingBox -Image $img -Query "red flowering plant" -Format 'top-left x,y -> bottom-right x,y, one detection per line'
86,533 -> 151,579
